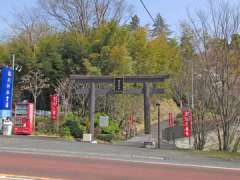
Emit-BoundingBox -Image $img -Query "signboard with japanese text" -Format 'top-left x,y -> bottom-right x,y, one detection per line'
182,110 -> 192,137
0,66 -> 14,118
168,112 -> 174,128
50,95 -> 59,121
114,77 -> 124,93
99,116 -> 109,127
187,110 -> 192,137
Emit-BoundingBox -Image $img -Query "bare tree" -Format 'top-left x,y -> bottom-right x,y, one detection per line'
7,7 -> 52,50
38,0 -> 132,34
188,0 -> 240,151
71,83 -> 89,119
172,22 -> 195,109
21,69 -> 49,131
192,69 -> 212,150
55,77 -> 74,114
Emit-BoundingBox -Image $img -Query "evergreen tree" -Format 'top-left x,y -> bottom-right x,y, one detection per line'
151,13 -> 171,38
230,34 -> 240,49
180,23 -> 195,61
129,15 -> 140,31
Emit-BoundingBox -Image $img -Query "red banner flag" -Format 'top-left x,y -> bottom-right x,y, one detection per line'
168,112 -> 174,128
183,110 -> 191,137
50,95 -> 59,121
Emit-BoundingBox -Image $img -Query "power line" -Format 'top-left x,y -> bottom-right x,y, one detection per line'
139,0 -> 155,23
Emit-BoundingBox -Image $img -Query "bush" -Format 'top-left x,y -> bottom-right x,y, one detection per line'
102,120 -> 120,135
59,126 -> 73,141
63,112 -> 79,123
59,126 -> 71,137
61,120 -> 86,138
35,117 -> 56,135
94,112 -> 120,136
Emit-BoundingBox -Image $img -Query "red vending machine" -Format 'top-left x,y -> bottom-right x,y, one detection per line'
13,102 -> 34,135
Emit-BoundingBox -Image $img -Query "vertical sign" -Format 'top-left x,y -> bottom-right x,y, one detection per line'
187,110 -> 192,137
114,77 -> 124,93
50,95 -> 59,121
182,110 -> 192,137
28,103 -> 34,123
168,112 -> 174,128
0,66 -> 14,118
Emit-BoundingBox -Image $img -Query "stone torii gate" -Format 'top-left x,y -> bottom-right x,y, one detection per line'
70,75 -> 169,137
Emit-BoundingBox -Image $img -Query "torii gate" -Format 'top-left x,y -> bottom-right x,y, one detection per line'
70,75 -> 169,137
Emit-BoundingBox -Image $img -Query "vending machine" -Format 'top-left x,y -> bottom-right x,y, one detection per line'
13,102 -> 34,135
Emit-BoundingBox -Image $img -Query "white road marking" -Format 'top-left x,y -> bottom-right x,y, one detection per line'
95,157 -> 240,171
0,147 -> 240,172
0,174 -> 60,180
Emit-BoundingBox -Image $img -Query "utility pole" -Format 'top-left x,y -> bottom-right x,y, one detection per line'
190,60 -> 194,148
191,60 -> 194,110
11,54 -> 15,119
156,101 -> 161,149
12,54 -> 15,70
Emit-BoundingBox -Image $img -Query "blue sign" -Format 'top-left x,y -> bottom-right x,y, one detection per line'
0,66 -> 14,116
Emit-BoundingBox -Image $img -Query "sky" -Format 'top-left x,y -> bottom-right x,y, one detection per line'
0,0 -> 238,39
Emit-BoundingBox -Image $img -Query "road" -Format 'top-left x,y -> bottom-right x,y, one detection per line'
0,136 -> 240,179
0,152 -> 240,180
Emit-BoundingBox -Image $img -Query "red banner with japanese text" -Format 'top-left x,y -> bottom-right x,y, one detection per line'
168,112 -> 174,128
50,95 -> 59,121
182,110 -> 192,137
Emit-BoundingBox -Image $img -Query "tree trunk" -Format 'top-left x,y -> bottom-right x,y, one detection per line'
216,125 -> 222,151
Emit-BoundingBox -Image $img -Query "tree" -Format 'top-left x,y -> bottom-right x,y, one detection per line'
39,0 -> 132,34
21,69 -> 49,131
128,27 -> 148,74
188,0 -> 240,151
151,13 -> 171,38
147,33 -> 181,75
192,67 -> 212,150
129,15 -> 140,31
172,22 -> 195,109
88,22 -> 134,75
55,78 -> 74,114
36,35 -> 64,86
0,44 -> 8,64
8,7 -> 51,53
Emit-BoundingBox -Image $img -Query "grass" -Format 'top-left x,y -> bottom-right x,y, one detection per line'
176,148 -> 240,160
193,150 -> 240,160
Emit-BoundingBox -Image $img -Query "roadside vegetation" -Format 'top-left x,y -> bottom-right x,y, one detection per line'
194,150 -> 240,161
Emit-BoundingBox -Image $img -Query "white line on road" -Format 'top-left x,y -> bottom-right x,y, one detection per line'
97,157 -> 240,171
0,147 -> 240,172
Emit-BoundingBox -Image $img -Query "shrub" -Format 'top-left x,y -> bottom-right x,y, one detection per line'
35,117 -> 56,135
61,120 -> 86,138
102,120 -> 120,135
59,126 -> 73,141
63,112 -> 79,123
93,112 -> 120,136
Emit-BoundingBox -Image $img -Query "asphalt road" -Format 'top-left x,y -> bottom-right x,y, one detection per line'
0,136 -> 240,179
0,152 -> 240,180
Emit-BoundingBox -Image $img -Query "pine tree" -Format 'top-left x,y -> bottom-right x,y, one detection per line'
129,15 -> 140,31
151,13 -> 171,38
